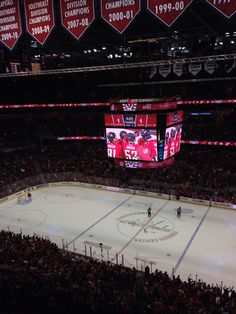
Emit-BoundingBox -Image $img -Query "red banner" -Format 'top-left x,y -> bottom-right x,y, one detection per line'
206,0 -> 236,18
1,99 -> 236,110
177,99 -> 236,105
0,103 -> 110,109
182,140 -> 236,146
147,0 -> 193,26
0,0 -> 22,49
60,0 -> 95,40
101,0 -> 141,33
24,0 -> 55,45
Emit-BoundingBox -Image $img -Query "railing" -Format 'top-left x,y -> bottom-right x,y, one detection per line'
0,222 -> 230,288
66,237 -> 175,277
1,53 -> 236,78
0,222 -> 175,277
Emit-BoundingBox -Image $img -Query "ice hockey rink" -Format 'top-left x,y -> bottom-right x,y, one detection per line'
0,185 -> 236,288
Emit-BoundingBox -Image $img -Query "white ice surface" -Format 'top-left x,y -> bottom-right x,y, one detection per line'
0,186 -> 235,287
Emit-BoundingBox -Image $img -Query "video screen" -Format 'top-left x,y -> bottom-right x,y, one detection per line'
166,111 -> 184,126
106,128 -> 158,161
163,124 -> 182,160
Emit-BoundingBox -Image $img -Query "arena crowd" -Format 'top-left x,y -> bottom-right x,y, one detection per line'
0,142 -> 235,204
0,230 -> 236,314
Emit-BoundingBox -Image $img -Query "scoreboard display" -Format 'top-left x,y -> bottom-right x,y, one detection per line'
104,111 -> 183,168
104,114 -> 157,128
163,124 -> 182,160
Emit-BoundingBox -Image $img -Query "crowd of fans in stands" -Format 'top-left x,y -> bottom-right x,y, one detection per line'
0,230 -> 235,314
0,109 -> 235,204
183,110 -> 236,141
1,109 -> 235,146
0,142 -> 235,203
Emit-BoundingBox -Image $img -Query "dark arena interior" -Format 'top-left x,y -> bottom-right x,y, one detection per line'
0,1 -> 236,313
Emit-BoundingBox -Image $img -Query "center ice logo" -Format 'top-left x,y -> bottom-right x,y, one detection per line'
117,212 -> 177,242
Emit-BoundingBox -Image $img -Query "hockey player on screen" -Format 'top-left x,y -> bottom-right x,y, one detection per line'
175,125 -> 182,153
164,128 -> 176,158
119,130 -> 128,143
137,129 -> 157,161
117,130 -> 129,158
122,133 -> 138,160
169,128 -> 176,157
107,132 -> 123,158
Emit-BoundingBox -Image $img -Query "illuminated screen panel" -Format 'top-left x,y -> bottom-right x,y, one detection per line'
163,124 -> 182,160
106,128 -> 158,161
115,157 -> 174,169
166,111 -> 184,126
104,114 -> 157,128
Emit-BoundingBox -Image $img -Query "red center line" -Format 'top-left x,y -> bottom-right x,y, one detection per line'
117,200 -> 169,257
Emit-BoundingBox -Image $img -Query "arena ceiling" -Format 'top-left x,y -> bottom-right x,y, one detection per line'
4,0 -> 236,68
1,1 -> 236,103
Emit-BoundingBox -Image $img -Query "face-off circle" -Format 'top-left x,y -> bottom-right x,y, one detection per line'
44,188 -> 89,204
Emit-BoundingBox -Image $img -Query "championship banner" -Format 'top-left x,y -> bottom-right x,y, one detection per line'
224,60 -> 236,73
60,0 -> 95,40
101,0 -> 141,33
206,0 -> 236,18
159,64 -> 171,77
0,0 -> 22,50
24,0 -> 55,45
204,61 -> 218,74
188,63 -> 202,76
173,63 -> 184,77
147,0 -> 193,26
149,66 -> 157,78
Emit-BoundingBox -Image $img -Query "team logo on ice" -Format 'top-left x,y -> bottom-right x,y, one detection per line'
116,212 -> 177,242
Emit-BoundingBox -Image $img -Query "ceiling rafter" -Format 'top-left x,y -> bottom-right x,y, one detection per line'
1,53 -> 236,78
